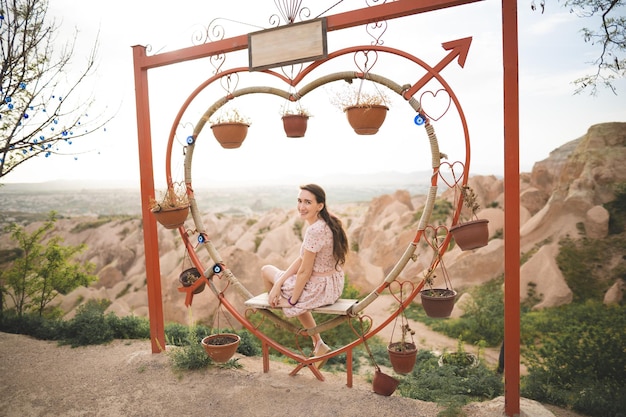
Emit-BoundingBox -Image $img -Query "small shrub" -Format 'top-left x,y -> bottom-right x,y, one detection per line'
398,349 -> 503,413
64,299 -> 114,347
167,323 -> 212,371
236,329 -> 261,356
106,314 -> 150,339
521,301 -> 626,417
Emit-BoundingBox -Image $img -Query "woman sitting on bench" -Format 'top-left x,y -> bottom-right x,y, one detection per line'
261,184 -> 349,365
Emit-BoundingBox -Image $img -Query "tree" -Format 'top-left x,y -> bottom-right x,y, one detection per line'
534,0 -> 625,95
0,212 -> 97,316
0,0 -> 110,179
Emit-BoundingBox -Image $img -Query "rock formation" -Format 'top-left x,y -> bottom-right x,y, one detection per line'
1,122 -> 624,323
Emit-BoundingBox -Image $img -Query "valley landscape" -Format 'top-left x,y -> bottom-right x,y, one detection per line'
1,122 -> 624,417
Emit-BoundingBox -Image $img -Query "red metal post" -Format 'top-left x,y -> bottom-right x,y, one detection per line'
132,45 -> 166,353
502,0 -> 521,415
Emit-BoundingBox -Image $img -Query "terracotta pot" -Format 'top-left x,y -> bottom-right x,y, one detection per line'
387,342 -> 417,374
372,368 -> 399,396
344,105 -> 388,135
282,114 -> 309,138
201,333 -> 240,363
210,123 -> 249,149
178,267 -> 205,294
450,219 -> 489,250
151,205 -> 190,229
420,289 -> 457,318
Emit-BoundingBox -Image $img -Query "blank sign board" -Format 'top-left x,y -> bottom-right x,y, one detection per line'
249,18 -> 327,71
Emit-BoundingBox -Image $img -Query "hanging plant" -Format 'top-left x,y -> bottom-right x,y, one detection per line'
419,228 -> 457,318
210,109 -> 251,149
149,182 -> 190,229
332,85 -> 390,135
280,102 -> 311,138
387,282 -> 418,374
449,184 -> 490,250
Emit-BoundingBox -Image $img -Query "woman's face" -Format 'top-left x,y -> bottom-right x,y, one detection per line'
297,189 -> 324,224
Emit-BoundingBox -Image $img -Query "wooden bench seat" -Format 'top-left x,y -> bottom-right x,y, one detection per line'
244,293 -> 358,315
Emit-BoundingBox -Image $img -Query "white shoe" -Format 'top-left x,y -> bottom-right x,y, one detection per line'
313,340 -> 331,369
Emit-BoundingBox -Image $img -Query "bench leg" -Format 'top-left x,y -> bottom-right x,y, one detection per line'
262,340 -> 270,373
290,362 -> 325,381
346,348 -> 353,388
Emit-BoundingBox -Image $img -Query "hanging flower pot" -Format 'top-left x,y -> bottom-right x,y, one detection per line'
151,205 -> 190,229
344,104 -> 388,135
450,185 -> 489,250
210,109 -> 251,149
450,219 -> 489,250
387,281 -> 418,374
150,182 -> 190,229
387,342 -> 418,374
211,122 -> 249,149
372,368 -> 399,396
282,114 -> 309,138
201,333 -> 240,363
178,267 -> 205,294
420,288 -> 457,318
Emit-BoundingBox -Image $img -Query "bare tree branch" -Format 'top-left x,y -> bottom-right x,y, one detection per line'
0,0 -> 113,179
538,0 -> 626,95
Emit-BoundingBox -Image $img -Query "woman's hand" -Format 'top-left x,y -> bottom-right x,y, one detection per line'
268,283 -> 282,307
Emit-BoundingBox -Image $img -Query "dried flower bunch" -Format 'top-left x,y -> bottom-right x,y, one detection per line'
150,182 -> 189,212
281,102 -> 311,117
330,85 -> 390,109
210,108 -> 251,125
459,184 -> 480,218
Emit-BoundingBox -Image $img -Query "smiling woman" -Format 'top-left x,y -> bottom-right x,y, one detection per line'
260,183 -> 349,367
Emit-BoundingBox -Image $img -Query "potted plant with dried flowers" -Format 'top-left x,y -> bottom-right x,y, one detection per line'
210,108 -> 251,149
149,182 -> 190,229
388,322 -> 418,374
449,184 -> 490,250
333,86 -> 389,135
281,103 -> 311,138
178,266 -> 205,295
420,272 -> 457,319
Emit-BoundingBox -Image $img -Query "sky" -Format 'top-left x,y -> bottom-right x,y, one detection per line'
4,0 -> 625,188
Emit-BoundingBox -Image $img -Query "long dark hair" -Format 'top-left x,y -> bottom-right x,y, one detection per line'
300,184 -> 349,269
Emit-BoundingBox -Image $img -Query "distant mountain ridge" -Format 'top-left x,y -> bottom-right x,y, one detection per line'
0,171 -> 436,216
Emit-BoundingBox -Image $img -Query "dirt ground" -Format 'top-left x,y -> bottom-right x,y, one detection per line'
0,328 -> 587,417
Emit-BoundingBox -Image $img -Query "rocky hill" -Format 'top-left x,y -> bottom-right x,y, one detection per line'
1,122 -> 624,326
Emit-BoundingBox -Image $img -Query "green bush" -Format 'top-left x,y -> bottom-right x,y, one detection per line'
0,311 -> 66,340
399,349 -> 503,414
236,329 -> 261,357
406,277 -> 505,347
521,301 -> 626,417
166,323 -> 212,370
63,299 -> 114,347
106,314 -> 150,339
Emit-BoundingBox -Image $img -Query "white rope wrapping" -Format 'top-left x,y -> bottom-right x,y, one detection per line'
408,96 -> 422,112
426,123 -> 440,169
418,185 -> 439,231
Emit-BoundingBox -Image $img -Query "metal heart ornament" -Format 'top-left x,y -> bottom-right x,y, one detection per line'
420,89 -> 451,121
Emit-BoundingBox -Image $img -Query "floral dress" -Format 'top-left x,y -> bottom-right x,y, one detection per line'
278,219 -> 344,318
